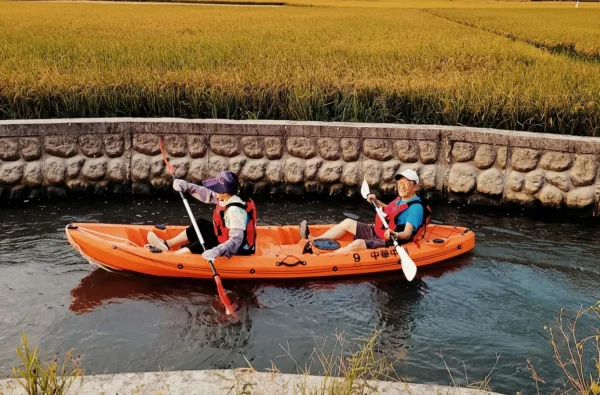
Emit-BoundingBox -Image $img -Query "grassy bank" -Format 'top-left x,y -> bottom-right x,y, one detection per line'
0,1 -> 599,135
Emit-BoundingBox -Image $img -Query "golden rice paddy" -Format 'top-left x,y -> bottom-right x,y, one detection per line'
1,0 -> 599,135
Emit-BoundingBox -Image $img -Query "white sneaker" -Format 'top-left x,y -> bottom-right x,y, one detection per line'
147,231 -> 169,252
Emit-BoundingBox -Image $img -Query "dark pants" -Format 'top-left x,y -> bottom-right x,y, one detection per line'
355,221 -> 408,249
183,218 -> 219,254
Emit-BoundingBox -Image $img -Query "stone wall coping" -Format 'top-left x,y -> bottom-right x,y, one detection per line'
1,118 -> 599,153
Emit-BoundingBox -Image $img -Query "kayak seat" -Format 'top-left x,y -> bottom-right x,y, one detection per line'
252,226 -> 301,247
126,228 -> 149,247
277,226 -> 299,245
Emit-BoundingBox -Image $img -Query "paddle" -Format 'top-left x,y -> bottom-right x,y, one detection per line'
343,212 -> 360,220
360,179 -> 417,282
159,137 -> 236,316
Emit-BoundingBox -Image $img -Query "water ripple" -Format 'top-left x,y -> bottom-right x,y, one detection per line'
0,199 -> 599,394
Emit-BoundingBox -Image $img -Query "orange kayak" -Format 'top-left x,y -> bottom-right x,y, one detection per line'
66,223 -> 475,280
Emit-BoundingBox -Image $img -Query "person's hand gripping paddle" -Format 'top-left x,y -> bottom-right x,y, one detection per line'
360,179 -> 417,281
159,137 -> 236,316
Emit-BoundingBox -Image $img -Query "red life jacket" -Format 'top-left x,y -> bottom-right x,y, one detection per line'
212,198 -> 257,256
412,202 -> 432,241
374,197 -> 431,242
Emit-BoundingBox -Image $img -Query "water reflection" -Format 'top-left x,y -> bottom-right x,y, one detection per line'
70,248 -> 472,316
70,268 -> 262,314
72,269 -> 225,315
68,254 -> 471,366
70,269 -> 260,351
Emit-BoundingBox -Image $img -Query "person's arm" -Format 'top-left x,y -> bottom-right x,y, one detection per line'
366,193 -> 388,208
385,223 -> 414,241
201,229 -> 244,261
173,179 -> 217,204
384,204 -> 423,241
201,206 -> 248,261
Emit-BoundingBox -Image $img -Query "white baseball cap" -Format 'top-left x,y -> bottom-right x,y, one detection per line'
394,168 -> 419,184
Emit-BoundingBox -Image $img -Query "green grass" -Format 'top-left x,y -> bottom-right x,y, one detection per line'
10,332 -> 83,395
225,329 -> 501,394
0,0 -> 599,135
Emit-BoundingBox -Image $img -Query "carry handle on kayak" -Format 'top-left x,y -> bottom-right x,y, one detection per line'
360,179 -> 417,282
159,137 -> 236,316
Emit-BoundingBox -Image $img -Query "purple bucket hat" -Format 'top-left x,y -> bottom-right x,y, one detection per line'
202,171 -> 239,194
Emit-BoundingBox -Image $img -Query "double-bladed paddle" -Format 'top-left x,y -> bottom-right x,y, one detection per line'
159,137 -> 236,316
360,179 -> 417,282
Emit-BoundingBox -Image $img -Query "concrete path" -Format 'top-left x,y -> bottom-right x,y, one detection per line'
0,369 -> 504,394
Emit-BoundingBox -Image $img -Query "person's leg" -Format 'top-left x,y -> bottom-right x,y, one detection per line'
311,218 -> 358,240
147,231 -> 176,252
165,230 -> 189,248
147,227 -> 189,252
186,218 -> 219,250
147,219 -> 217,252
174,246 -> 191,255
334,235 -> 388,254
333,239 -> 367,254
175,235 -> 218,256
176,219 -> 219,255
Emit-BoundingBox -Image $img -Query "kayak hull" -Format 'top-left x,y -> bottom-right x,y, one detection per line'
66,223 -> 475,280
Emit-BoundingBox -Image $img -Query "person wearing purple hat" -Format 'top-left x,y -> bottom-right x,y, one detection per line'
146,171 -> 257,261
299,169 -> 429,254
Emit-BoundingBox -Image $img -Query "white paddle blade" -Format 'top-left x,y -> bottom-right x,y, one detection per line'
360,178 -> 370,200
397,246 -> 417,282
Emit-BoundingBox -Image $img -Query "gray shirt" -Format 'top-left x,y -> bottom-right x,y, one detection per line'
187,183 -> 248,260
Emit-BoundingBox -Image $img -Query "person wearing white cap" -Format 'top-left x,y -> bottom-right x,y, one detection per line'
299,168 -> 426,254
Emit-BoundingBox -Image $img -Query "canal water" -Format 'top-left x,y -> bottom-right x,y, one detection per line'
0,196 -> 598,394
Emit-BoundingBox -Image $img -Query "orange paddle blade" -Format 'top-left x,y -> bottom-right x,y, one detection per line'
214,275 -> 236,316
158,137 -> 175,176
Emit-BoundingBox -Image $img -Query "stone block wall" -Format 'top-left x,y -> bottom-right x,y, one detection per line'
0,131 -> 129,199
0,119 -> 599,215
125,123 -> 444,199
443,129 -> 600,212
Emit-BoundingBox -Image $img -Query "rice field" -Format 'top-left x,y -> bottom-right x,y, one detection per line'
429,8 -> 600,61
0,0 -> 599,135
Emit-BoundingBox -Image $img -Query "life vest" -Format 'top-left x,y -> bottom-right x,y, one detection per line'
374,197 -> 431,242
212,198 -> 257,256
412,201 -> 432,241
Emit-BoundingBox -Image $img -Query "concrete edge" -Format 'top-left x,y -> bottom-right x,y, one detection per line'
0,369 -> 506,395
1,117 -> 599,147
